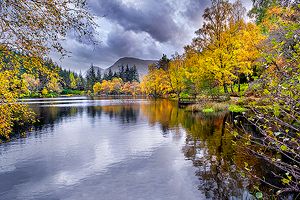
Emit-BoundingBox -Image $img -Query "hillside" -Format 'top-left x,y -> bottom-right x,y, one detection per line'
104,57 -> 158,76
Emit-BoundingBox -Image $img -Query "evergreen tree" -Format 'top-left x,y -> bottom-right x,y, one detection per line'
103,72 -> 108,81
113,71 -> 118,79
158,54 -> 170,71
124,65 -> 130,82
96,69 -> 102,83
86,64 -> 96,90
131,65 -> 139,82
118,64 -> 125,81
107,68 -> 113,80
76,71 -> 84,90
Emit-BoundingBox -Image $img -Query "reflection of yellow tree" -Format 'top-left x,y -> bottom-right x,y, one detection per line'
182,113 -> 263,199
141,99 -> 265,198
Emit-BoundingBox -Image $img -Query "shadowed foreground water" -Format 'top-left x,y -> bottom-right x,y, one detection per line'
0,97 -> 259,200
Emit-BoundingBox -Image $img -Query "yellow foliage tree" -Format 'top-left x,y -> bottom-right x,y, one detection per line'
101,80 -> 112,94
130,80 -> 140,95
187,0 -> 264,98
0,0 -> 97,138
46,77 -> 62,93
21,73 -> 40,95
111,78 -> 123,95
93,82 -> 102,94
122,81 -> 132,95
69,72 -> 77,90
168,52 -> 186,97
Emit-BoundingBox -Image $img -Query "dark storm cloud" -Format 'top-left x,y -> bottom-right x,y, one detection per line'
54,0 -> 253,72
89,0 -> 184,43
182,0 -> 211,23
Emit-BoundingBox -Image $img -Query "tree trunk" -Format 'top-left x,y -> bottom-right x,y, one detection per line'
238,77 -> 241,95
230,83 -> 234,93
223,82 -> 230,100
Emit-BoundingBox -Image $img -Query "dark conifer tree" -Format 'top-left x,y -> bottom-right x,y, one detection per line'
103,72 -> 108,81
124,65 -> 130,82
96,69 -> 102,83
131,65 -> 139,82
86,64 -> 96,90
118,64 -> 125,81
107,68 -> 113,80
113,71 -> 118,79
157,54 -> 170,71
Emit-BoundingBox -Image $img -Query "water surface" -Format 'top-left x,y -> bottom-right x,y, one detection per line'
0,97 -> 259,199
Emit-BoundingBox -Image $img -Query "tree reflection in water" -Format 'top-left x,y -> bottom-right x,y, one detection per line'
26,98 -> 268,199
141,99 -> 266,199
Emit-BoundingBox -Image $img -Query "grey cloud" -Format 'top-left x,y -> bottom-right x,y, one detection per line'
182,0 -> 211,23
52,0 -> 253,73
89,0 -> 184,43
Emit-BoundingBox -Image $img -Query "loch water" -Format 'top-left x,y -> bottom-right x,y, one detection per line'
0,96 -> 262,200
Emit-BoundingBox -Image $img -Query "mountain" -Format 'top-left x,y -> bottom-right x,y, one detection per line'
104,57 -> 158,76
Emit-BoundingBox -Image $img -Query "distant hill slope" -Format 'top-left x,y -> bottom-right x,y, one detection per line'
105,57 -> 158,76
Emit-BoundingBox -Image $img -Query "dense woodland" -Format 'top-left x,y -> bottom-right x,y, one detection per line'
1,0 -> 300,198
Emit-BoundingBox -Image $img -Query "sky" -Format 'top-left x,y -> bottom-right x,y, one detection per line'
50,0 -> 253,73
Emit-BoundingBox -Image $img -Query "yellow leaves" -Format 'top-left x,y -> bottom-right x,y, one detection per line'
41,88 -> 48,95
46,77 -> 62,93
93,82 -> 102,94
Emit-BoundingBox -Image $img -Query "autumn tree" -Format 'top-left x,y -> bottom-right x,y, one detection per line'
21,73 -> 40,95
69,72 -> 76,89
188,0 -> 263,99
93,82 -> 102,94
0,0 -> 97,138
168,52 -> 186,97
46,76 -> 62,93
111,78 -> 123,94
248,0 -> 299,25
0,0 -> 97,56
123,81 -> 132,95
101,80 -> 112,94
76,75 -> 84,90
143,64 -> 172,97
130,80 -> 140,95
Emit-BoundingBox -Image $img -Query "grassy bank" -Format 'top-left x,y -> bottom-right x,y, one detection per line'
185,100 -> 247,113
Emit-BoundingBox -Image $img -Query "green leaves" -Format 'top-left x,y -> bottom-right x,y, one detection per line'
256,192 -> 263,198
